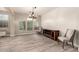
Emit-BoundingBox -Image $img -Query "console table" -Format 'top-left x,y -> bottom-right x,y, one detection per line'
43,29 -> 59,41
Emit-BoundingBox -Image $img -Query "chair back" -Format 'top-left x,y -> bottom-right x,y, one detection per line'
66,29 -> 74,40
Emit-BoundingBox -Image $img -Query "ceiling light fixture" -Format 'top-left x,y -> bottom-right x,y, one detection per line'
29,7 -> 37,19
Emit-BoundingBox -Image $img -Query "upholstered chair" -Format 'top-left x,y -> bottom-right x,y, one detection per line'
58,29 -> 75,49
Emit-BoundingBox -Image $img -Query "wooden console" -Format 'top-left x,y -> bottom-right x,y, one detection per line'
43,29 -> 59,41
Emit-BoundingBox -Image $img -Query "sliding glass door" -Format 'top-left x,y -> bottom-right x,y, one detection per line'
18,17 -> 40,34
27,18 -> 33,31
27,17 -> 40,32
33,18 -> 39,30
19,21 -> 26,31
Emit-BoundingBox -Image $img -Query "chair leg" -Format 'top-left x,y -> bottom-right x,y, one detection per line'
72,41 -> 74,48
66,42 -> 68,45
62,42 -> 65,49
57,40 -> 60,44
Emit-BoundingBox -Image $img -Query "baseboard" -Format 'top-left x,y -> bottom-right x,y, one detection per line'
15,32 -> 36,36
10,35 -> 15,37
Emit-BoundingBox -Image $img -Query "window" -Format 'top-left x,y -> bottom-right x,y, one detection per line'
27,18 -> 33,31
0,14 -> 8,27
27,17 -> 40,31
33,19 -> 39,30
19,21 -> 26,30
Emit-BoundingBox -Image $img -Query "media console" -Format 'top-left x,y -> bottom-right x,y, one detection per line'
43,29 -> 59,41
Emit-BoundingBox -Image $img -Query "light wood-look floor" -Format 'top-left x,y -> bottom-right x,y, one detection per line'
0,34 -> 78,52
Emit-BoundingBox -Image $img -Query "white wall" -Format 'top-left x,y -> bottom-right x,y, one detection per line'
14,13 -> 28,35
41,7 -> 79,35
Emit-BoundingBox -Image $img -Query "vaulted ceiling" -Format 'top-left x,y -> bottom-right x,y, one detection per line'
0,7 -> 56,16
